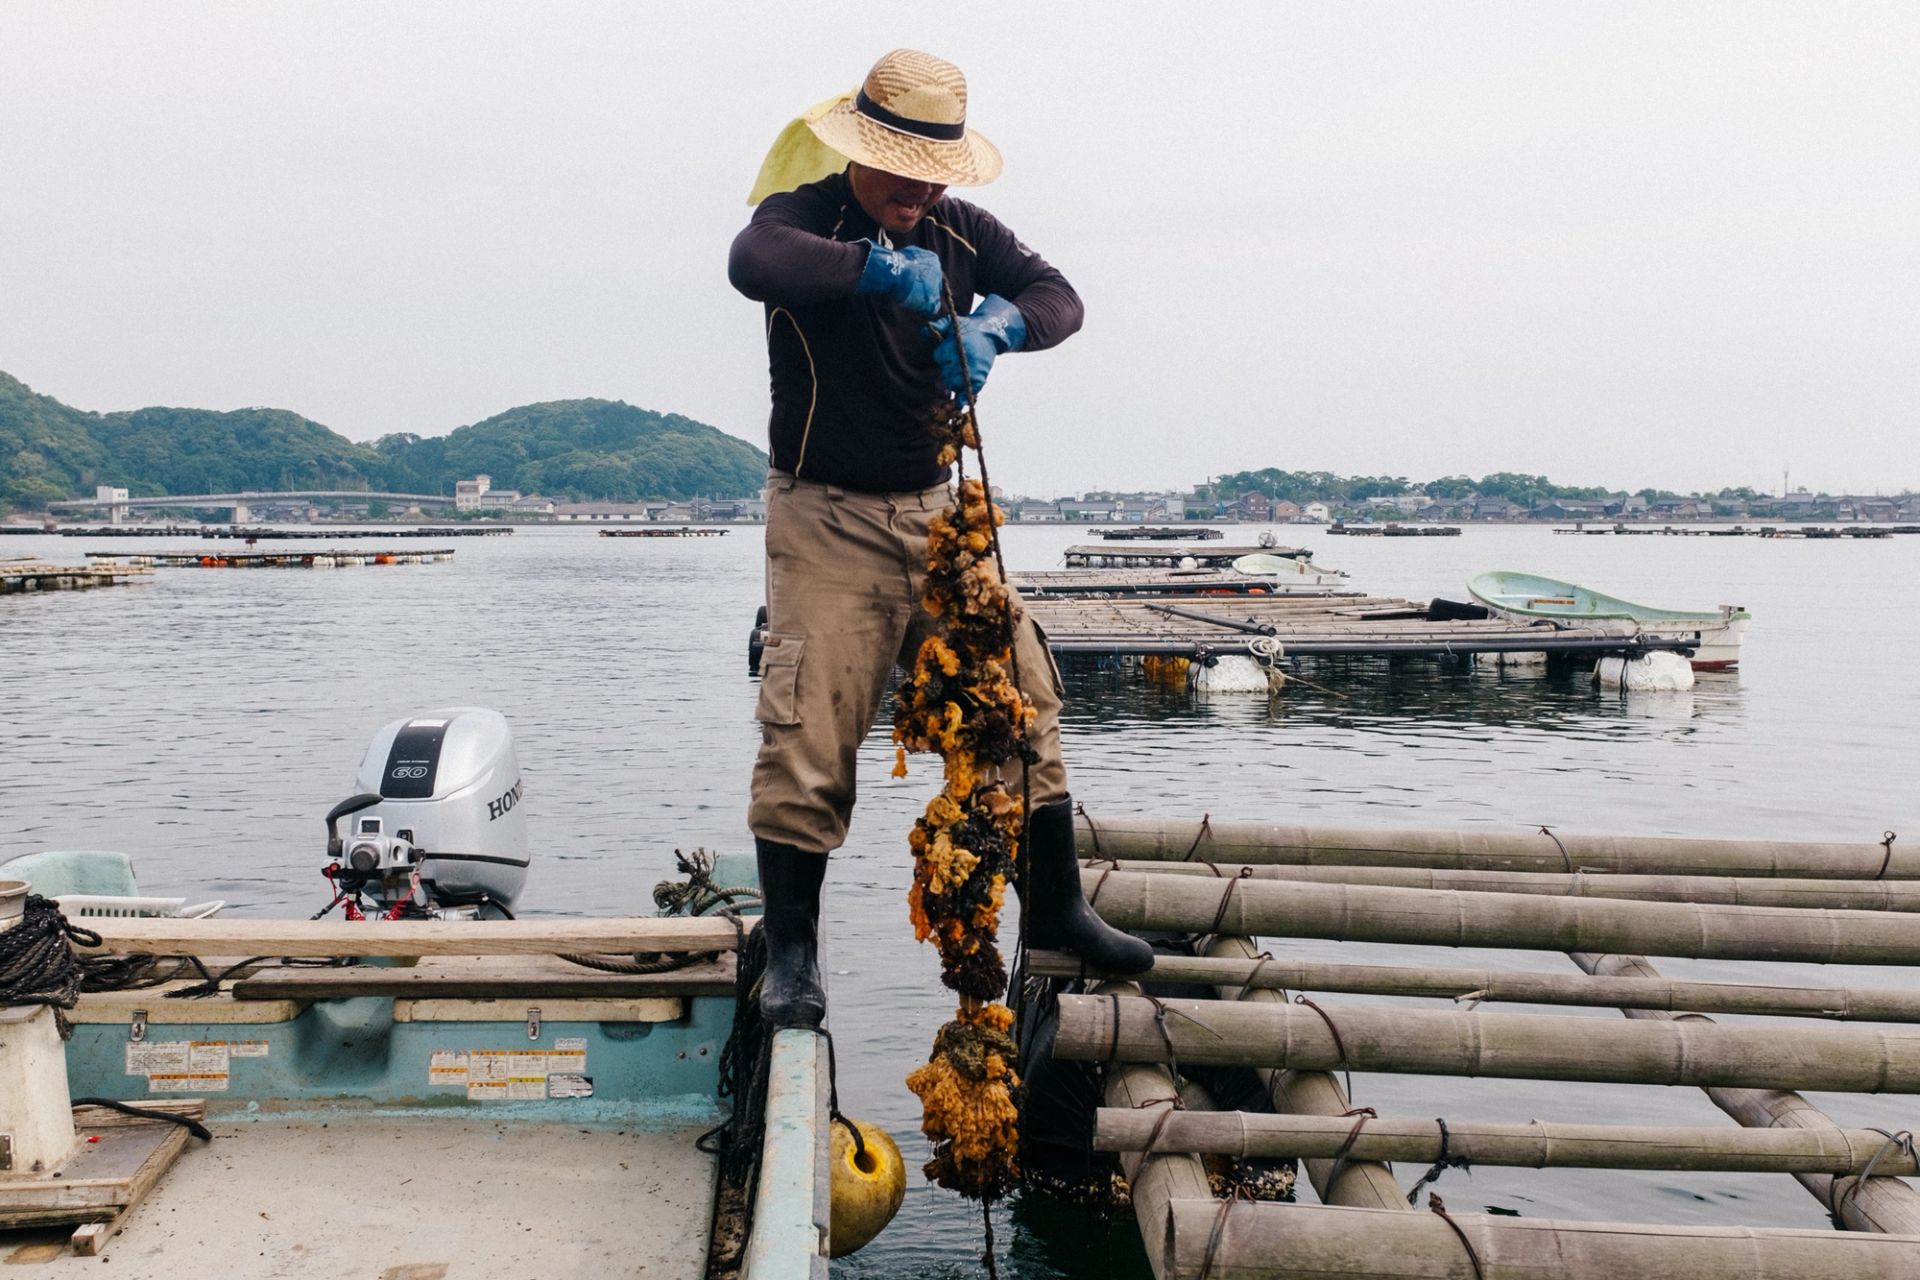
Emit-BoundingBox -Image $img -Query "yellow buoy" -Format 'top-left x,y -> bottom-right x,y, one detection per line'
828,1116 -> 906,1257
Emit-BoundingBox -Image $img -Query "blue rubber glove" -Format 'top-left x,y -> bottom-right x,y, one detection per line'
854,241 -> 945,317
926,295 -> 1027,398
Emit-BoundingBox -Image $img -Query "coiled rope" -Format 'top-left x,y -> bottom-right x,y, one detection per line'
0,894 -> 100,1037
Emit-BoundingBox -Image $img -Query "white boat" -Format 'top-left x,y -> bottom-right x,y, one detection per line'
1467,570 -> 1750,669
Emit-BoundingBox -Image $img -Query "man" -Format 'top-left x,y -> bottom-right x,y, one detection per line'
729,49 -> 1153,1029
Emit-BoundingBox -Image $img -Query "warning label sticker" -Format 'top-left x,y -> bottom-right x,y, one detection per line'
429,1051 -> 469,1086
149,1071 -> 229,1093
431,1043 -> 593,1099
125,1039 -> 267,1092
126,1041 -> 191,1076
547,1074 -> 594,1099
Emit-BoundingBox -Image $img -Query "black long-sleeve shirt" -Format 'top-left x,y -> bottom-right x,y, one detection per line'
729,170 -> 1083,493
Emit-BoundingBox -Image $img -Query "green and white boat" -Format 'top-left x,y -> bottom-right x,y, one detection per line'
1466,570 -> 1750,669
0,708 -> 865,1278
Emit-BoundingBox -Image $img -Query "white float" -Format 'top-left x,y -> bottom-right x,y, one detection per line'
1477,650 -> 1550,669
1189,654 -> 1278,693
1595,651 -> 1695,692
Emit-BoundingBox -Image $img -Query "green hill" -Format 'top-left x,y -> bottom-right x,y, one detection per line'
0,372 -> 767,510
374,400 -> 768,504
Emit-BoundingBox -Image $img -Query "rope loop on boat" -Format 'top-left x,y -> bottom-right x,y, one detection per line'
1537,825 -> 1574,873
1875,831 -> 1898,880
0,894 -> 98,1038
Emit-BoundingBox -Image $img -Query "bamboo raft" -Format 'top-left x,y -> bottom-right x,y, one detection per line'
1025,810 -> 1920,1278
1063,543 -> 1311,568
81,549 -> 454,568
1022,593 -> 1701,659
1096,527 -> 1225,540
600,528 -> 729,537
1,560 -> 154,594
1013,567 -> 1356,599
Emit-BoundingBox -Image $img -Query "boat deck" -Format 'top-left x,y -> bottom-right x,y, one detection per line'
11,1107 -> 717,1278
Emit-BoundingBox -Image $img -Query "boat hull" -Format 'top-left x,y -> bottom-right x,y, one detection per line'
1467,571 -> 1749,670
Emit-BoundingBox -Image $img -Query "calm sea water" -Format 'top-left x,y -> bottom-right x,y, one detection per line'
4,522 -> 1917,1276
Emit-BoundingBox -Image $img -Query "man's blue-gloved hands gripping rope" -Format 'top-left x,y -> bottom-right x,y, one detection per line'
928,294 -> 1026,398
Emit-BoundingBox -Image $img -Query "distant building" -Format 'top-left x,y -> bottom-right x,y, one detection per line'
1270,500 -> 1302,519
1303,502 -> 1331,523
1236,492 -> 1273,521
553,502 -> 655,522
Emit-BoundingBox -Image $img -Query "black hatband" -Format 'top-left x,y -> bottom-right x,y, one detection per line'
855,89 -> 965,142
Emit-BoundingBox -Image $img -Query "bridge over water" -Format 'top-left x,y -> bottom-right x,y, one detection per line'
49,490 -> 454,523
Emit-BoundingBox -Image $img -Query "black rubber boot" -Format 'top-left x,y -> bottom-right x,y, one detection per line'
1021,798 -> 1154,975
755,838 -> 828,1028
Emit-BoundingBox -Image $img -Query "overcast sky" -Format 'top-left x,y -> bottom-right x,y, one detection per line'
2,2 -> 1914,497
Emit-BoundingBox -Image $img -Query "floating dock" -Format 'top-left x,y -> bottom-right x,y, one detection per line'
1095,526 -> 1224,541
1064,543 -> 1310,568
83,549 -> 453,568
1013,565 -> 1354,598
1022,593 -> 1697,660
1,560 -> 153,595
600,527 -> 728,537
1556,523 -> 1904,538
1328,522 -> 1461,536
1019,811 -> 1920,1278
59,526 -> 509,539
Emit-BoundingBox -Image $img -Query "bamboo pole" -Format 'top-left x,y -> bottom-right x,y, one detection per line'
1201,935 -> 1406,1209
1096,1108 -> 1920,1176
1079,869 -> 1920,966
1160,1198 -> 1920,1280
1052,993 -> 1920,1093
1027,948 -> 1920,1021
1100,981 -> 1214,1280
1571,951 -> 1920,1235
1100,860 -> 1920,912
1075,813 -> 1914,879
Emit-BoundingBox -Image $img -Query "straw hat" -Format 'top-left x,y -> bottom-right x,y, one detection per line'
805,49 -> 1002,187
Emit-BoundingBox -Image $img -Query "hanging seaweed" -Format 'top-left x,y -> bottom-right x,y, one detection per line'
894,401 -> 1035,1203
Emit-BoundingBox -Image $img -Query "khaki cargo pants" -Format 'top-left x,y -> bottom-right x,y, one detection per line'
749,471 -> 1069,854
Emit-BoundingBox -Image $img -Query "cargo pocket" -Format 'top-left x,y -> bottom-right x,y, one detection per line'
755,633 -> 805,726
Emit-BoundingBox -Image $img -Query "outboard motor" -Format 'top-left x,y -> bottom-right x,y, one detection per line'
322,708 -> 528,919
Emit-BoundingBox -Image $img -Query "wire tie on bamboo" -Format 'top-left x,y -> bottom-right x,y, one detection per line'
1832,1128 -> 1918,1220
1405,1117 -> 1471,1204
1293,993 -> 1357,1099
1426,1194 -> 1487,1280
1133,1092 -> 1186,1154
1876,831 -> 1899,880
1074,803 -> 1105,858
1236,950 -> 1286,1002
1326,1106 -> 1378,1191
1538,825 -> 1574,873
1195,1186 -> 1256,1280
1181,813 -> 1214,862
1208,871 -> 1252,935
